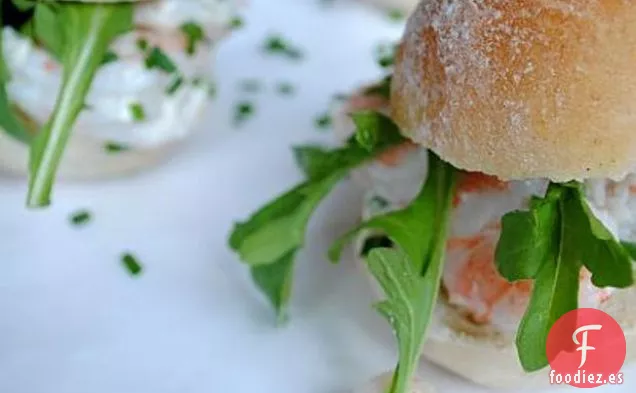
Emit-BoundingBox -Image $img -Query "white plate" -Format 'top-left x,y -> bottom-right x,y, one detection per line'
0,1 -> 633,392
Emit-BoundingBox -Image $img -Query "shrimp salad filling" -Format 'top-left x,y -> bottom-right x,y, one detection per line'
0,0 -> 240,207
359,146 -> 631,335
229,72 -> 636,393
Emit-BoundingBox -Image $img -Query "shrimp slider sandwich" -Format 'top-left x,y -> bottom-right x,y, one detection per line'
229,0 -> 636,391
0,0 -> 241,207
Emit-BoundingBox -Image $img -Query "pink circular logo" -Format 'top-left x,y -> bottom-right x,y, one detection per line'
546,308 -> 626,388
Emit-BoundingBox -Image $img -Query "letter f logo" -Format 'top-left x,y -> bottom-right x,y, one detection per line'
573,324 -> 603,368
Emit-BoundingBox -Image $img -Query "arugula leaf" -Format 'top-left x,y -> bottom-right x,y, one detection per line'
11,0 -> 35,11
27,2 -> 133,207
330,152 -> 456,273
496,182 -> 634,371
342,153 -> 457,393
0,4 -> 33,143
250,250 -> 296,325
33,3 -> 63,59
621,241 -> 636,260
352,110 -> 386,151
229,112 -> 406,319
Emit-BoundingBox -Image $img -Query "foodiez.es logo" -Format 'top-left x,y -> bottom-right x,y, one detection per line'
546,308 -> 626,388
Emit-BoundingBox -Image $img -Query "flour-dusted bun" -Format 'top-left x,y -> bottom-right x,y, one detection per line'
353,228 -> 636,389
391,0 -> 636,183
360,0 -> 419,14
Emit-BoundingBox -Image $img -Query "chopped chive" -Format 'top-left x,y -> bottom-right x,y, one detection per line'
121,253 -> 143,276
69,210 -> 91,227
144,47 -> 177,73
165,74 -> 184,95
240,79 -> 261,93
136,38 -> 149,51
192,76 -> 204,87
374,42 -> 397,69
369,195 -> 390,210
229,16 -> 244,30
129,102 -> 146,122
207,82 -> 217,98
277,82 -> 295,95
233,101 -> 254,126
104,141 -> 130,153
314,113 -> 332,130
263,35 -> 304,60
180,21 -> 205,56
387,9 -> 405,22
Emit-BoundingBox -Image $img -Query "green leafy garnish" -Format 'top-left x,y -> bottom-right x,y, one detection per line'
129,102 -> 146,122
121,252 -> 143,276
32,3 -> 63,59
180,21 -> 205,56
0,9 -> 33,143
351,110 -> 392,151
495,182 -> 634,372
228,112 -> 406,321
331,152 -> 458,393
263,35 -> 303,60
27,2 -> 134,207
69,209 -> 91,227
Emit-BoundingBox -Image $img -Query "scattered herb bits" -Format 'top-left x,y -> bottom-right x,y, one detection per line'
129,102 -> 146,122
234,101 -> 255,126
387,9 -> 405,22
374,42 -> 397,69
229,16 -> 244,30
144,47 -> 178,73
165,74 -> 184,95
314,113 -> 332,130
277,82 -> 295,96
263,35 -> 303,60
121,253 -> 143,276
69,210 -> 91,227
180,21 -> 205,56
104,141 -> 130,153
240,79 -> 261,93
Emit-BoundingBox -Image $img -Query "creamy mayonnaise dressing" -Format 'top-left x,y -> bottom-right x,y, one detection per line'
335,89 -> 632,335
1,0 -> 239,148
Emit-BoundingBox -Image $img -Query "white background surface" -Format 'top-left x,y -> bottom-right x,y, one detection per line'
0,1 -> 632,392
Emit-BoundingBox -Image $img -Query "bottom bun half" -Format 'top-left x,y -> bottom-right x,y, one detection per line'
352,227 -> 636,389
0,131 -> 181,181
